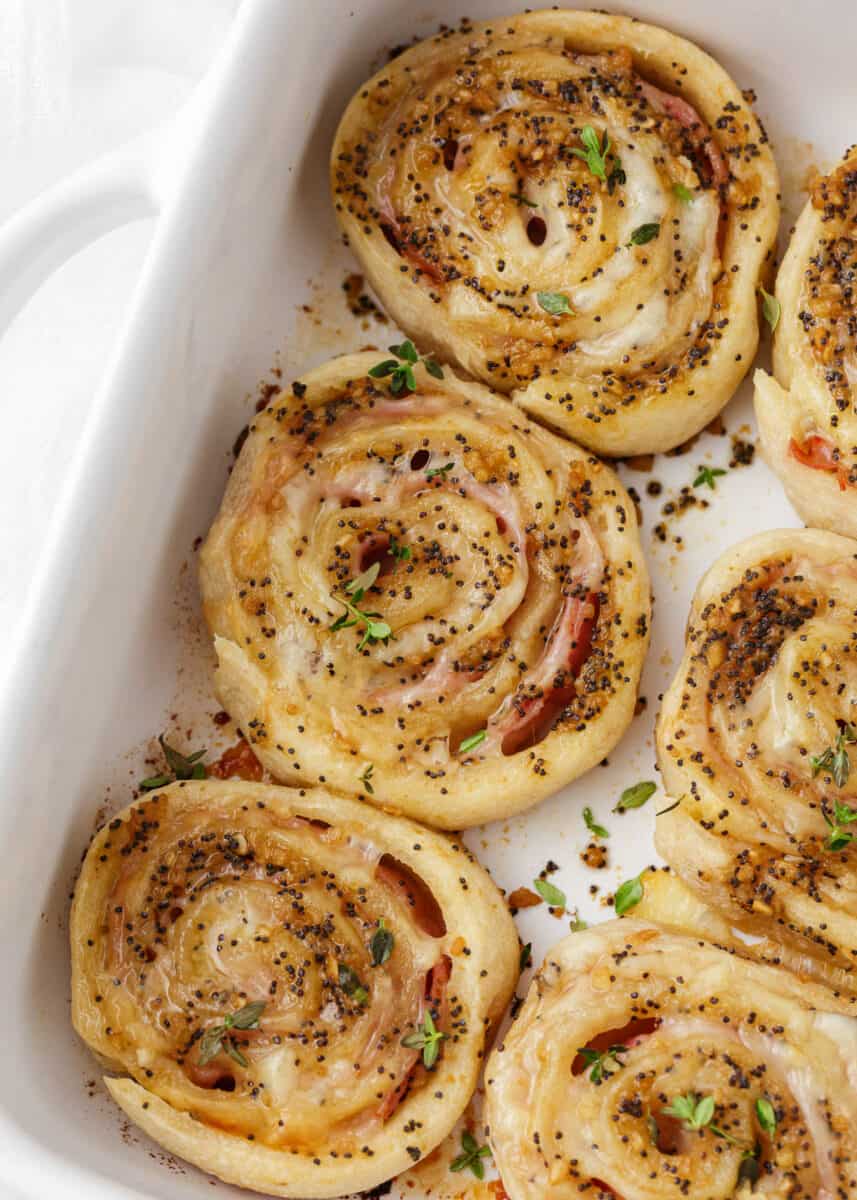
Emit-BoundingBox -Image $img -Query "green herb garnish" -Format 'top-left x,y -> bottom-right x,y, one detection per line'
570,124 -> 611,181
533,877 -> 566,908
388,535 -> 411,561
755,1097 -> 777,1135
823,799 -> 857,851
656,799 -> 681,817
450,1131 -> 492,1179
331,561 -> 393,650
338,962 -> 369,1005
614,780 -> 656,813
140,735 -> 207,791
614,874 -> 643,916
426,461 -> 455,480
368,339 -> 444,394
673,182 -> 695,204
401,1010 -> 446,1068
198,1000 -> 265,1068
759,287 -> 780,332
459,729 -> 487,753
510,192 -> 537,207
359,763 -> 375,795
583,806 -> 609,838
811,724 -> 857,788
664,1092 -> 715,1130
536,290 -> 574,317
577,1044 -> 627,1083
519,942 -> 532,970
628,222 -> 661,246
663,1092 -> 740,1143
607,157 -> 626,195
693,465 -> 727,490
370,918 -> 394,967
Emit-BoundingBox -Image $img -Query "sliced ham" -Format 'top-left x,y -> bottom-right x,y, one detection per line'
637,79 -> 728,188
789,434 -> 850,490
488,592 -> 599,756
375,955 -> 451,1122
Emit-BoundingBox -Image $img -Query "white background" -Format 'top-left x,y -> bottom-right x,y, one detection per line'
0,0 -> 239,655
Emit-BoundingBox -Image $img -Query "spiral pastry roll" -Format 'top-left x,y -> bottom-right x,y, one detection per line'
656,528 -> 857,996
71,779 -> 518,1198
199,351 -> 649,829
755,147 -> 857,538
331,10 -> 779,457
484,919 -> 857,1200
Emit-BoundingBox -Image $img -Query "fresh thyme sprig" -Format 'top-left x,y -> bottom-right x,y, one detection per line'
450,1131 -> 492,1179
330,561 -> 393,650
811,724 -> 857,788
368,339 -> 444,394
401,1011 -> 447,1067
662,1092 -> 741,1143
570,124 -> 611,181
370,918 -> 394,967
337,962 -> 369,1005
533,877 -> 566,908
694,465 -> 727,490
614,780 -> 657,812
577,1044 -> 627,1083
822,798 -> 857,851
140,735 -> 207,791
583,806 -> 609,838
198,1000 -> 266,1068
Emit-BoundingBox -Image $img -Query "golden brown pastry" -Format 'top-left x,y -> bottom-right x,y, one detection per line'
755,146 -> 857,538
656,528 -> 857,996
71,779 -> 518,1198
484,919 -> 857,1200
332,10 -> 779,456
199,351 -> 649,829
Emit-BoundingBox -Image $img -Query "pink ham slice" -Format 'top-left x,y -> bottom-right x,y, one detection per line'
790,434 -> 850,491
637,79 -> 728,187
488,591 -> 599,756
375,955 -> 451,1122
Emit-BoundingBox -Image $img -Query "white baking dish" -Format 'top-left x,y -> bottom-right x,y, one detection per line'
0,1 -> 854,1197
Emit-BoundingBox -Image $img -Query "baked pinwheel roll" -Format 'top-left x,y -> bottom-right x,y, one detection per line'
656,528 -> 857,996
331,10 -> 779,456
755,147 -> 857,538
199,351 -> 649,829
484,920 -> 857,1200
71,779 -> 518,1198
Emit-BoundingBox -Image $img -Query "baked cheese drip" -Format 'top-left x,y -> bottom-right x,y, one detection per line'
656,529 -> 857,996
331,10 -> 779,456
199,352 -> 649,829
70,780 -> 518,1199
484,920 -> 857,1200
755,146 -> 857,538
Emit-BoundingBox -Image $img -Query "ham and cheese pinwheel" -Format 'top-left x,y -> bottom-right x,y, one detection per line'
199,352 -> 649,829
485,920 -> 857,1200
755,146 -> 857,538
656,529 -> 857,996
331,10 -> 779,456
70,779 -> 518,1199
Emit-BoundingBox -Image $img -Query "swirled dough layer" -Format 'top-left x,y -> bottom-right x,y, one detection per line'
656,529 -> 857,996
199,352 -> 650,828
332,10 -> 779,455
755,146 -> 857,538
71,779 -> 518,1198
485,919 -> 857,1200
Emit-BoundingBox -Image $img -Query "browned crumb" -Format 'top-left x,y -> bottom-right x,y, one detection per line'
581,842 -> 608,870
